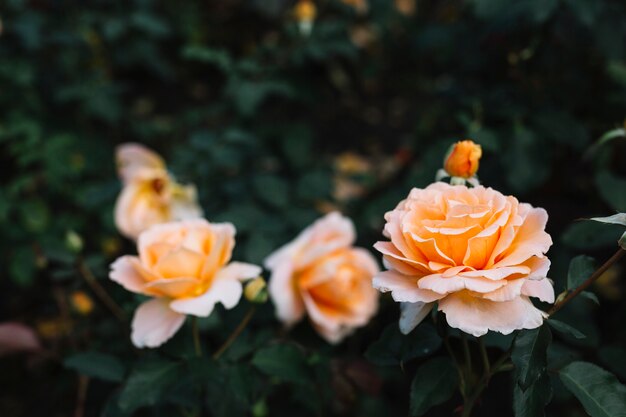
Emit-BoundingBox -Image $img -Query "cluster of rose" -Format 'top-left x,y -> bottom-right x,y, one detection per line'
109,140 -> 626,416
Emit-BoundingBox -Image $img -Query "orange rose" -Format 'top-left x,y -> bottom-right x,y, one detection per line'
374,183 -> 554,337
443,140 -> 482,179
265,213 -> 379,343
114,143 -> 202,240
110,219 -> 261,348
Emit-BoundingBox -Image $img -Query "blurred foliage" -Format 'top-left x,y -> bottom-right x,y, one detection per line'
1,0 -> 626,416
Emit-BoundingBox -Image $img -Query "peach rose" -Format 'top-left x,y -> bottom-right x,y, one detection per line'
110,219 -> 261,348
373,182 -> 554,337
265,213 -> 379,343
114,143 -> 203,240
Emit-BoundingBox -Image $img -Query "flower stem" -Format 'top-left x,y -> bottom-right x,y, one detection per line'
478,337 -> 490,376
460,351 -> 510,417
548,248 -> 625,316
192,317 -> 202,357
212,306 -> 256,360
461,333 -> 472,378
77,259 -> 126,322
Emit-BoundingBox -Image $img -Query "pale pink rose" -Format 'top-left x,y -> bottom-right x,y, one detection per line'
373,182 -> 554,337
114,143 -> 203,240
266,213 -> 379,343
110,219 -> 261,348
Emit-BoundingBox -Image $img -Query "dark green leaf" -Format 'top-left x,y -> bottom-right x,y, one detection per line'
514,373 -> 553,417
251,344 -> 309,383
365,323 -> 442,366
580,291 -> 600,305
595,171 -> 626,212
562,221 -> 624,250
567,255 -> 595,290
64,351 -> 126,382
547,319 -> 586,340
410,357 -> 458,416
559,361 -> 626,417
511,324 -> 552,390
118,360 -> 183,412
599,347 -> 626,381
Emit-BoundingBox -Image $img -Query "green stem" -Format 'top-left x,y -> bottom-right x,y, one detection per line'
548,248 -> 624,316
478,338 -> 490,376
461,352 -> 510,417
192,317 -> 202,357
212,306 -> 256,360
444,336 -> 466,399
461,333 -> 473,378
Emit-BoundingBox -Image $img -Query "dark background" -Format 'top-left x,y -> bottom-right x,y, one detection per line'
1,0 -> 626,416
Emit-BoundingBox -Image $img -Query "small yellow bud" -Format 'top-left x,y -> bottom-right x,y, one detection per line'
244,277 -> 268,304
443,140 -> 482,179
70,291 -> 94,315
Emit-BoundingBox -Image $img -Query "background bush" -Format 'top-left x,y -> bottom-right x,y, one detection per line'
1,0 -> 626,416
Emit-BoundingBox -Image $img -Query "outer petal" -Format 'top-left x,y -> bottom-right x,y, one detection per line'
521,278 -> 555,303
169,279 -> 243,317
131,298 -> 186,348
438,293 -> 545,337
399,302 -> 433,335
116,143 -> 165,184
268,260 -> 305,326
417,273 -> 506,294
110,256 -> 147,294
373,270 -> 443,303
493,207 -> 552,268
215,262 -> 262,281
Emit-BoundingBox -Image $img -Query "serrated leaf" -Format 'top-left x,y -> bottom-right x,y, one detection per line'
567,255 -> 595,290
409,357 -> 458,416
365,323 -> 442,366
511,324 -> 552,390
118,360 -> 183,412
64,351 -> 126,382
547,319 -> 586,340
514,373 -> 552,417
559,361 -> 626,417
251,344 -> 309,383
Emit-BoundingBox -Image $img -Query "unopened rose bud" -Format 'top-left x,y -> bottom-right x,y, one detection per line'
244,277 -> 268,304
66,230 -> 83,253
70,291 -> 94,315
443,140 -> 482,179
294,0 -> 316,36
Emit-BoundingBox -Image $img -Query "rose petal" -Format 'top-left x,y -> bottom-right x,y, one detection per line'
169,278 -> 243,317
215,262 -> 262,281
418,274 -> 506,294
399,302 -> 433,335
438,293 -> 545,337
131,298 -> 186,348
268,260 -> 305,326
373,270 -> 442,303
110,256 -> 147,294
521,278 -> 555,303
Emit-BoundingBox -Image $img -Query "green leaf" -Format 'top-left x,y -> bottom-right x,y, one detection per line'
562,221 -> 624,250
64,351 -> 126,382
365,323 -> 442,366
590,213 -> 626,227
567,255 -> 595,290
585,128 -> 626,158
118,360 -> 183,412
513,373 -> 553,417
251,344 -> 309,383
252,175 -> 290,208
511,324 -> 552,390
409,357 -> 458,416
559,361 -> 626,417
547,319 -> 586,340
580,291 -> 600,305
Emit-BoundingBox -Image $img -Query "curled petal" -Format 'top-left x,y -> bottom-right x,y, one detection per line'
418,274 -> 506,294
268,260 -> 305,326
373,270 -> 442,303
110,256 -> 147,294
169,278 -> 243,317
131,298 -> 186,348
399,302 -> 433,335
216,262 -> 262,281
522,278 -> 555,303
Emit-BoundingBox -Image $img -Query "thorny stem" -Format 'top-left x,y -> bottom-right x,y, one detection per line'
192,317 -> 202,357
212,306 -> 256,360
77,259 -> 126,322
548,248 -> 625,316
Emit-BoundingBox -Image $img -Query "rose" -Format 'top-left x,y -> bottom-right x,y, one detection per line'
114,143 -> 202,240
265,212 -> 379,343
110,219 -> 261,348
443,140 -> 482,179
373,182 -> 554,337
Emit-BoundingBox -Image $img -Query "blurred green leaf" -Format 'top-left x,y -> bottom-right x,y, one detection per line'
567,255 -> 595,290
118,359 -> 183,412
64,351 -> 126,382
251,344 -> 309,383
365,323 -> 442,366
548,319 -> 586,340
409,357 -> 458,416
